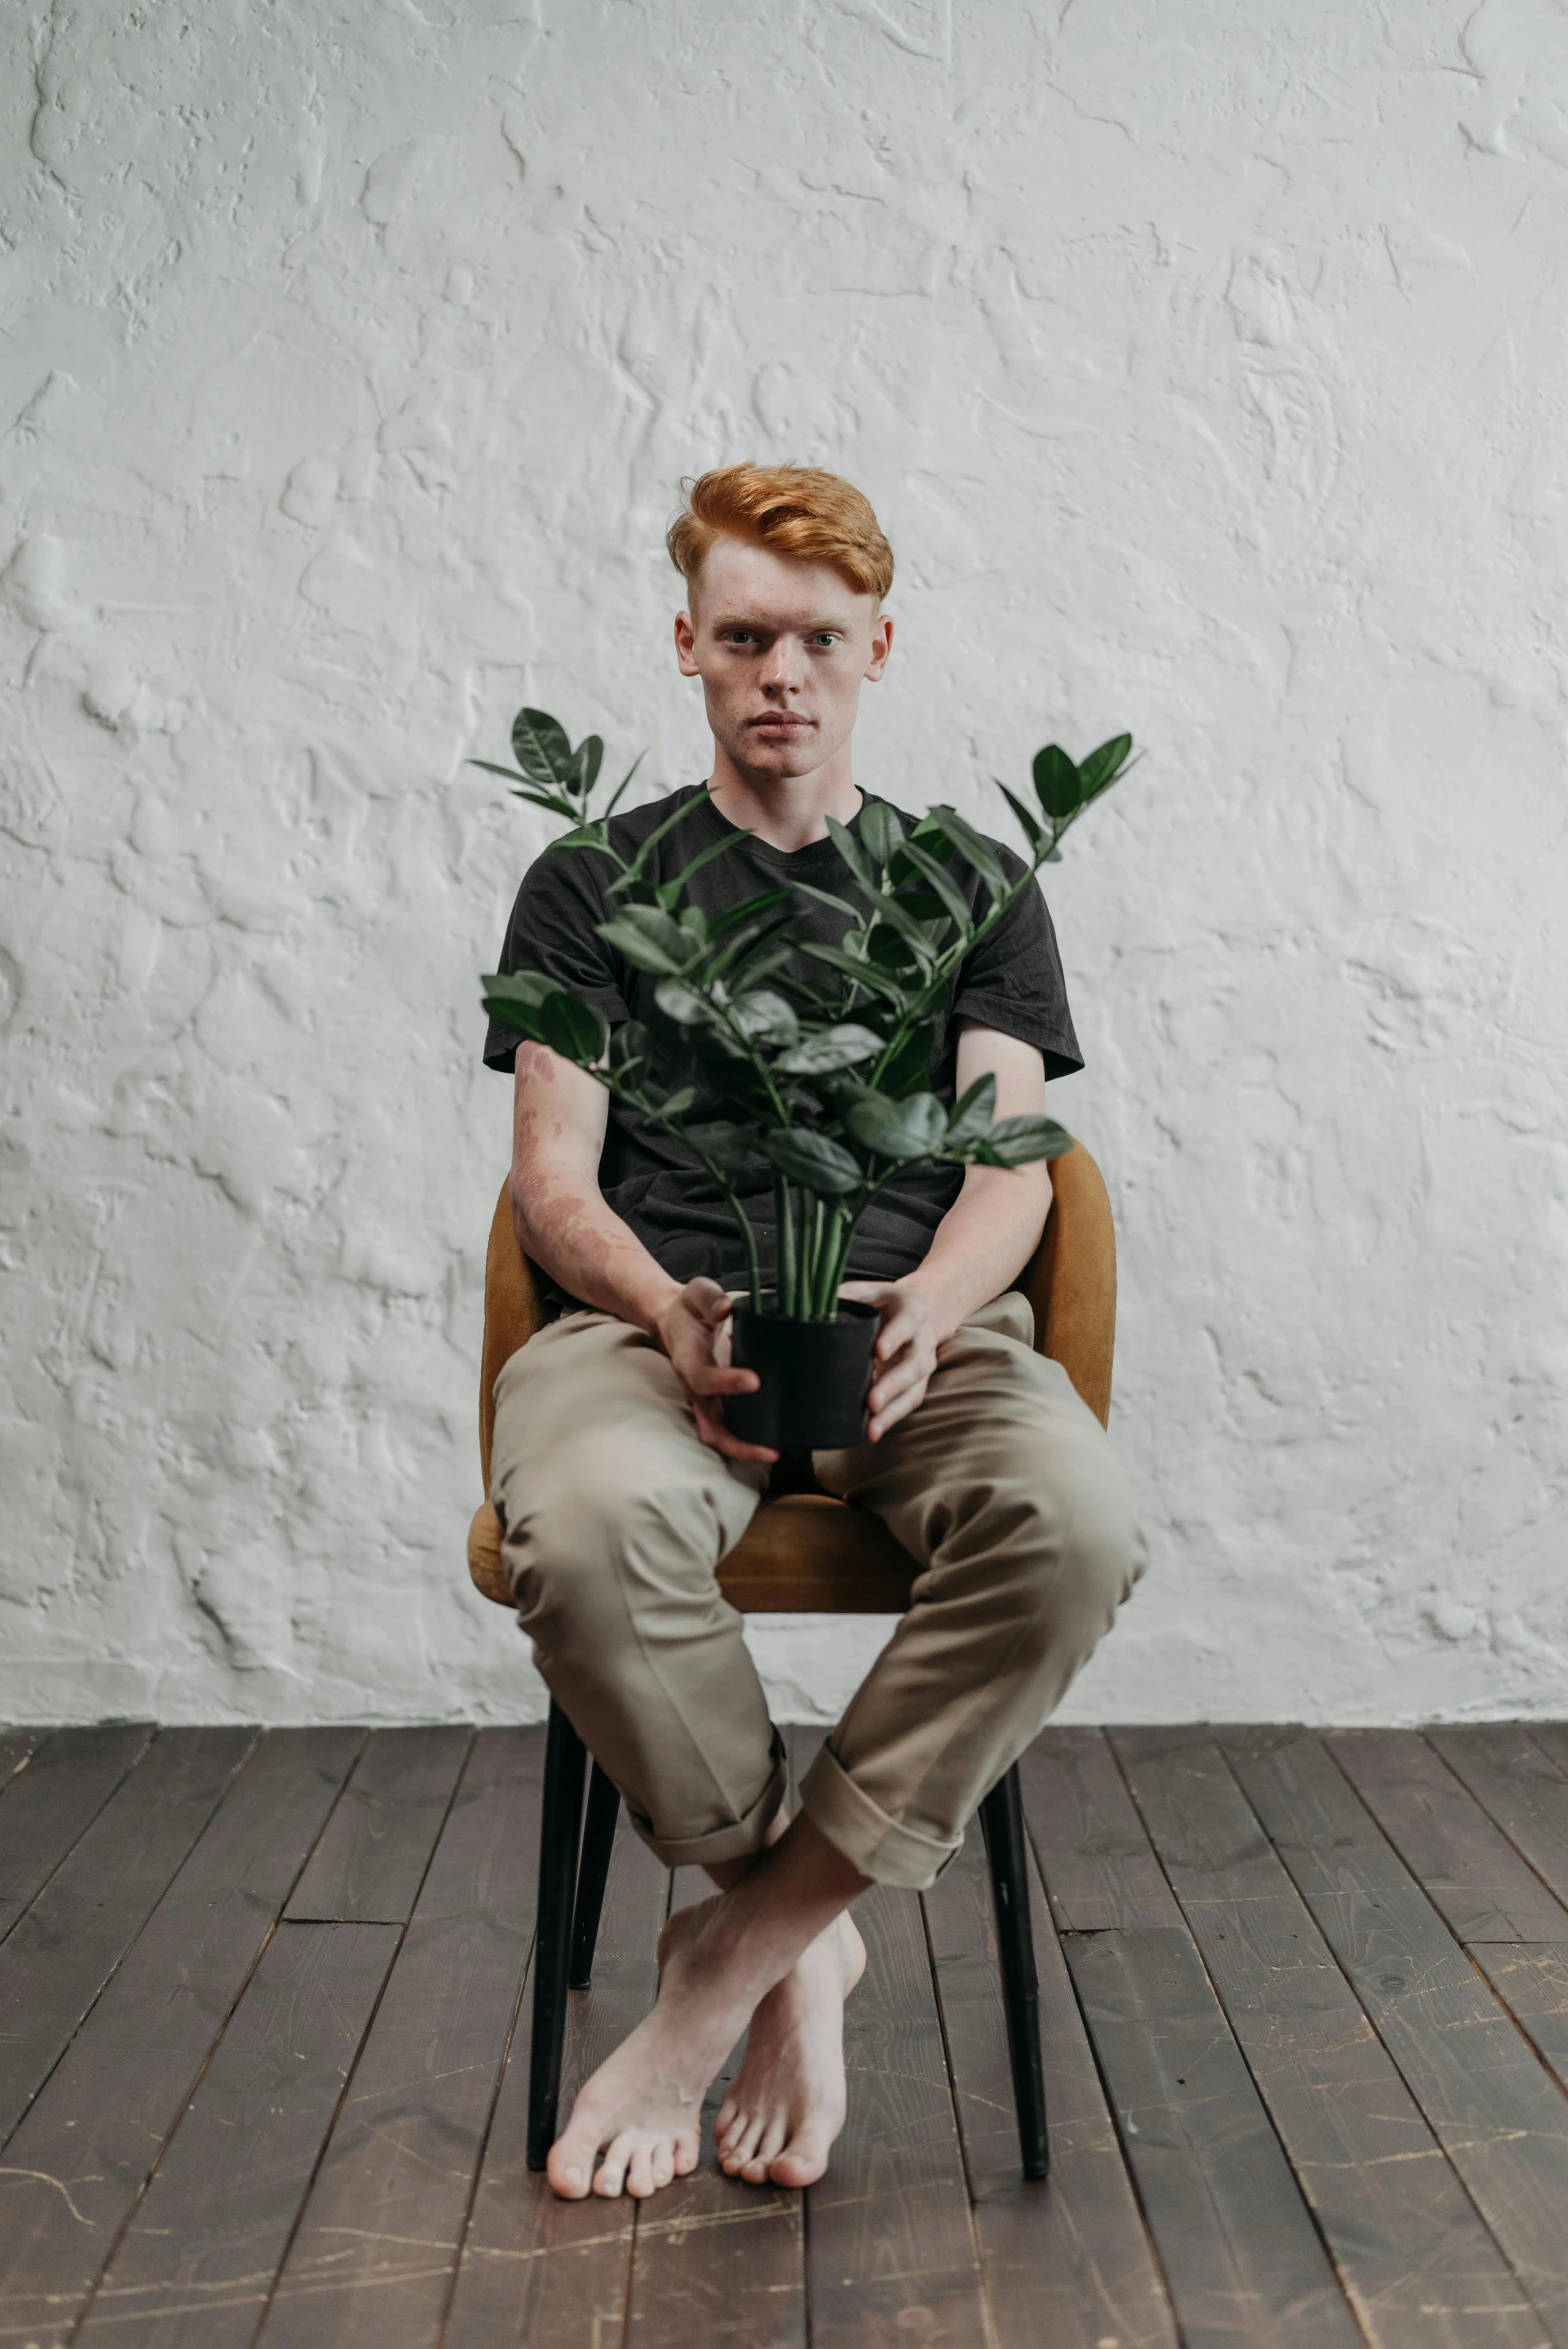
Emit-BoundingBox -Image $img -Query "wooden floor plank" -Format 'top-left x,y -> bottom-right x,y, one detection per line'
0,1729 -> 363,2349
1469,1945 -> 1568,2092
1019,1727 -> 1184,1930
1117,1727 -> 1547,2349
285,1726 -> 473,1923
0,1727 -> 255,2143
443,1801 -> 664,2349
75,1919 -> 398,2349
0,1724 -> 155,1943
1424,1729 -> 1568,1913
1330,1731 -> 1568,1943
256,1730 -> 543,2349
0,1728 -> 42,1794
924,1809 -> 1178,2349
1529,1726 -> 1568,1782
1025,1728 -> 1360,2348
1224,1727 -> 1568,2347
625,1862 -> 806,2349
1064,1923 -> 1361,2349
805,1881 -> 990,2349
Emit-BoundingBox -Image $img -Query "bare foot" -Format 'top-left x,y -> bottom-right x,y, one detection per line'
548,1898 -> 733,2199
714,1911 -> 866,2188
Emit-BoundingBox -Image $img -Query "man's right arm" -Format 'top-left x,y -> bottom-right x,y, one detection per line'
510,1043 -> 775,1463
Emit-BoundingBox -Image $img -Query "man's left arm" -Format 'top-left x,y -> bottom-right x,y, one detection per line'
840,1020 -> 1053,1442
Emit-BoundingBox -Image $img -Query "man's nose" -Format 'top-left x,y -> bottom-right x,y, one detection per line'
759,639 -> 804,695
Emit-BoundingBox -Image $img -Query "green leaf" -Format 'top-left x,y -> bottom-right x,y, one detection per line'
655,978 -> 716,1027
825,814 -> 878,897
730,989 -> 800,1046
998,784 -> 1044,855
1077,732 -> 1133,802
859,801 -> 905,868
792,880 -> 865,920
763,1127 -> 863,1197
865,921 -> 919,972
724,936 -> 795,994
875,1018 -> 937,1095
776,1024 -> 883,1076
482,973 -> 606,1065
946,1072 -> 998,1145
551,822 -> 612,853
609,1018 -> 652,1071
847,1090 -> 949,1160
685,1121 -> 772,1179
707,887 -> 791,942
1032,744 -> 1082,820
602,750 -> 647,819
974,1115 -> 1075,1167
893,837 -> 973,932
574,733 -> 604,798
654,1084 -> 696,1117
480,968 -> 558,1015
921,804 -> 1006,890
467,758 -> 531,784
664,829 -> 746,900
610,793 -> 712,892
598,904 -> 691,974
798,941 -> 906,1003
512,708 -> 577,788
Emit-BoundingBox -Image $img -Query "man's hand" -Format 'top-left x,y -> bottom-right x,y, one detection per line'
653,1278 -> 779,1464
838,1280 -> 944,1442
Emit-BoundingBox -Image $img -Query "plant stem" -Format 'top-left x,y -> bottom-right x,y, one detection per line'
775,1175 -> 797,1317
816,1206 -> 848,1316
802,1194 -> 824,1317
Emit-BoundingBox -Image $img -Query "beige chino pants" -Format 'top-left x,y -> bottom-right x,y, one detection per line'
491,1292 -> 1146,1891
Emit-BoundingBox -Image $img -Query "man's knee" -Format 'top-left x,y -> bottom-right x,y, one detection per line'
497,1437 -> 741,1626
960,1430 -> 1145,1675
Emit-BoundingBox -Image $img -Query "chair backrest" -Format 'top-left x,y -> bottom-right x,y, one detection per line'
477,1143 -> 1117,1495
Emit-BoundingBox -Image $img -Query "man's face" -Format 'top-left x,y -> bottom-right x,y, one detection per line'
674,536 -> 892,782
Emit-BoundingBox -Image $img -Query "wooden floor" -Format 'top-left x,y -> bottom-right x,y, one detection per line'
3,1724 -> 1568,2348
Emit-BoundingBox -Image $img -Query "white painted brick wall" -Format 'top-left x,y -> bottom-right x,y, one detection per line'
2,0 -> 1564,1725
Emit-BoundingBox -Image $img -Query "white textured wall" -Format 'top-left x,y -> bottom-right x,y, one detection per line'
2,0 -> 1564,1727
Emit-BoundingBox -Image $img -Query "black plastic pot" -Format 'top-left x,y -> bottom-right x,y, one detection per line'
725,1296 -> 879,1452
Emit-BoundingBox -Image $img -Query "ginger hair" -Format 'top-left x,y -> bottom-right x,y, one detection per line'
667,463 -> 894,607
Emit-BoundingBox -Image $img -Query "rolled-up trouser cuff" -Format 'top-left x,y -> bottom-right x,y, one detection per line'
798,1738 -> 959,1890
623,1730 -> 787,1871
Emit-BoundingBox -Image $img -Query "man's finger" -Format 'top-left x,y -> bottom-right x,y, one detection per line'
693,1397 -> 777,1464
681,1362 -> 760,1397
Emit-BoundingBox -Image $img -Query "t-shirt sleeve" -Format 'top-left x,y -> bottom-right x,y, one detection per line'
949,845 -> 1084,1081
482,842 -> 630,1074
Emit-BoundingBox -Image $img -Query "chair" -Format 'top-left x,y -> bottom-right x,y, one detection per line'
467,1142 -> 1118,2184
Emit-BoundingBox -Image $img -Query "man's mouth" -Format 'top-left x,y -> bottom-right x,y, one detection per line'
750,714 -> 812,731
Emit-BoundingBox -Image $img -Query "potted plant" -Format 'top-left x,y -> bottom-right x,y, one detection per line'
478,709 -> 1134,1449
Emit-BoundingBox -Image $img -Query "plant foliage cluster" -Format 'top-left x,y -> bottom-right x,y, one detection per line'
479,710 -> 1134,1318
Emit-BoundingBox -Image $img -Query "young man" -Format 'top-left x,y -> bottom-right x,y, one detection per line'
482,463 -> 1144,2202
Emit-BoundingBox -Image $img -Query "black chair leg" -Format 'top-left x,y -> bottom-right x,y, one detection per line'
979,1762 -> 1049,2181
527,1699 -> 588,2171
569,1762 -> 620,1989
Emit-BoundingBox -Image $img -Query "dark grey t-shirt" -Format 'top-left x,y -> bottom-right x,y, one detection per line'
483,785 -> 1082,1313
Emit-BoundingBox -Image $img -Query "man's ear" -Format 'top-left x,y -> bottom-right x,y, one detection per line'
674,607 -> 700,677
864,612 -> 893,683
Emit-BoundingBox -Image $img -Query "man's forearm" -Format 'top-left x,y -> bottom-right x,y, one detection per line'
900,1162 -> 1051,1341
510,1045 -> 680,1332
512,1169 -> 681,1332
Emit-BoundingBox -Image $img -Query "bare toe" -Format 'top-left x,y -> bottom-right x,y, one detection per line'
769,2121 -> 834,2188
721,2110 -> 765,2173
594,2134 -> 633,2197
626,2139 -> 658,2198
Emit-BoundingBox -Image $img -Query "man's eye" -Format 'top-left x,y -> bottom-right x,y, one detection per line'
812,633 -> 840,648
